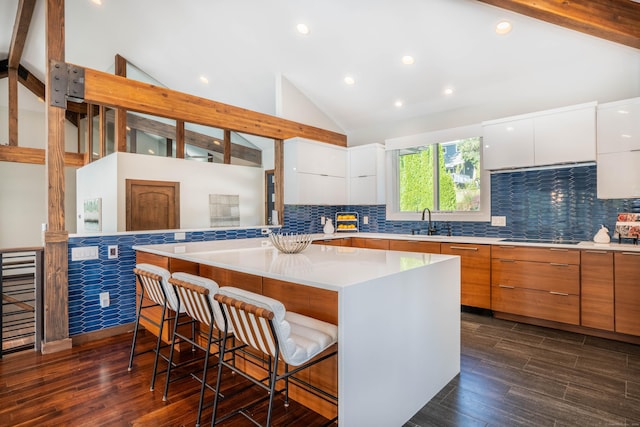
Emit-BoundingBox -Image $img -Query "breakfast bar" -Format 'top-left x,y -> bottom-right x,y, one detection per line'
134,237 -> 461,427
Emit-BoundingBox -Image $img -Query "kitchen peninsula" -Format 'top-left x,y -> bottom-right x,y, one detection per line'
134,238 -> 461,427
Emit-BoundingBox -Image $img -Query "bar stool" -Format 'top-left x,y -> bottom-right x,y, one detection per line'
165,273 -> 226,426
128,263 -> 186,392
212,286 -> 338,427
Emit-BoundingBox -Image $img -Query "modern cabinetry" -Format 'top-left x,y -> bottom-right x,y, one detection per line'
388,239 -> 441,254
580,249 -> 614,331
284,138 -> 347,205
491,245 -> 580,325
350,237 -> 389,250
483,102 -> 596,170
614,251 -> 640,336
441,243 -> 491,309
348,144 -> 385,204
596,97 -> 640,199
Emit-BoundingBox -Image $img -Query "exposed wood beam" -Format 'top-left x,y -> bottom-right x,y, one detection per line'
477,0 -> 640,49
0,145 -> 84,167
76,66 -> 347,146
8,0 -> 37,68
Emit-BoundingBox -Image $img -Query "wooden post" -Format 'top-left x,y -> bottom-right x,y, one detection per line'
176,120 -> 185,158
99,104 -> 106,157
85,103 -> 94,164
274,139 -> 284,225
223,129 -> 231,164
114,54 -> 127,152
43,0 -> 71,353
8,68 -> 18,146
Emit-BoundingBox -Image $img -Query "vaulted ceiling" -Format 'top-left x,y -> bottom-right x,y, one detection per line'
1,0 -> 639,146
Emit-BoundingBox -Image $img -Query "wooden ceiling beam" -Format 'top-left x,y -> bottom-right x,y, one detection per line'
477,0 -> 640,49
77,66 -> 347,147
8,0 -> 37,68
0,145 -> 84,167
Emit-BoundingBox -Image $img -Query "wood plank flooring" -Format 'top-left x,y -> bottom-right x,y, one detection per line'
406,311 -> 640,426
1,312 -> 639,426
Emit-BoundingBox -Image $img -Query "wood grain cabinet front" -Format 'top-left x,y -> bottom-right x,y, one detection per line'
614,251 -> 640,336
491,245 -> 580,325
580,250 -> 614,331
441,243 -> 491,309
350,237 -> 389,250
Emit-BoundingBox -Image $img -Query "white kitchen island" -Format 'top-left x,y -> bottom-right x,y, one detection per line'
134,238 -> 461,427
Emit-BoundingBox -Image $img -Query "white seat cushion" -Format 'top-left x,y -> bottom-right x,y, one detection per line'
218,287 -> 337,366
136,263 -> 185,313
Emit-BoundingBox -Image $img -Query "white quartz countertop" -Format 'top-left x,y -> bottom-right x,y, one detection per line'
133,237 -> 456,292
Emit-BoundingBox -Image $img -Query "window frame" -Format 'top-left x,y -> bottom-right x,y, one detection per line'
385,132 -> 490,223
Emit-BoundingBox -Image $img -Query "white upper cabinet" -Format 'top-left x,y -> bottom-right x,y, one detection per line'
596,97 -> 640,199
482,118 -> 534,170
597,97 -> 640,154
534,105 -> 596,165
284,138 -> 347,205
348,144 -> 385,204
482,102 -> 596,170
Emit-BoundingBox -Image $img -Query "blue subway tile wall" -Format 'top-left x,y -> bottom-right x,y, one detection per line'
69,164 -> 636,337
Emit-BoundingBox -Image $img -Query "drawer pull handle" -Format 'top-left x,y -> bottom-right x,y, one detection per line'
584,250 -> 608,254
550,263 -> 569,267
498,285 -> 515,289
498,245 -> 516,249
550,248 -> 569,252
498,259 -> 515,262
549,291 -> 569,296
621,252 -> 640,256
449,246 -> 478,251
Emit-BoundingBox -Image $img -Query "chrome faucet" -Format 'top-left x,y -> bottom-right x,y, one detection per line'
421,208 -> 437,235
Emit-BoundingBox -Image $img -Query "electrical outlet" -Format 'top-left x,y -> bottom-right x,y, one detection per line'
363,216 -> 369,225
99,292 -> 110,308
261,228 -> 270,235
108,245 -> 118,259
174,232 -> 186,240
321,216 -> 326,225
491,216 -> 507,227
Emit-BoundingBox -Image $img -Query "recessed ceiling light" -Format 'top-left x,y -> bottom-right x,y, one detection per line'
443,87 -> 454,96
495,20 -> 512,35
91,0 -> 102,5
199,76 -> 209,84
148,149 -> 155,154
394,100 -> 403,107
344,76 -> 355,85
401,55 -> 414,65
618,109 -> 629,114
621,134 -> 632,138
296,23 -> 310,35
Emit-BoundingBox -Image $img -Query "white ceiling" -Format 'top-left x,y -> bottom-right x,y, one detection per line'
1,0 -> 639,146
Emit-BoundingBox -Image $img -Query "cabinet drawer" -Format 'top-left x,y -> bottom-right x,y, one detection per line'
351,237 -> 389,250
313,238 -> 350,247
492,285 -> 579,325
388,239 -> 441,253
492,245 -> 580,264
442,243 -> 491,309
580,250 -> 614,331
492,259 -> 579,294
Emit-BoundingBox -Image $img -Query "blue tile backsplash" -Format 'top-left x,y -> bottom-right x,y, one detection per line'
68,164 -> 637,336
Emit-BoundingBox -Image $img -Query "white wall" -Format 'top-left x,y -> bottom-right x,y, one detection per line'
76,152 -> 265,233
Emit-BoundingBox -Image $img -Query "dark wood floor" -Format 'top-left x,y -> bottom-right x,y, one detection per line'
1,312 -> 639,426
406,312 -> 640,427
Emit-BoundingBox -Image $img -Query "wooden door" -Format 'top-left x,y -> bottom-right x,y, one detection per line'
126,179 -> 180,231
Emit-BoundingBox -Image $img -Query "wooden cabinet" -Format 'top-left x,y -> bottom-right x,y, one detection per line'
388,239 -> 441,254
441,243 -> 491,309
580,249 -> 614,331
483,102 -> 596,170
491,245 -> 580,325
614,251 -> 640,336
312,237 -> 351,246
351,237 -> 389,250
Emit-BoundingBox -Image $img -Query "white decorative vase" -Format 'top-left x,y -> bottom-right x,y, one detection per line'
323,218 -> 335,234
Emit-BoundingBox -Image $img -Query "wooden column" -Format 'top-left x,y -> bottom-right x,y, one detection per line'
166,138 -> 173,157
274,139 -> 284,225
43,0 -> 71,354
114,54 -> 127,152
85,103 -> 94,163
175,120 -> 185,158
223,129 -> 231,164
99,104 -> 106,157
129,128 -> 137,153
8,68 -> 18,146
